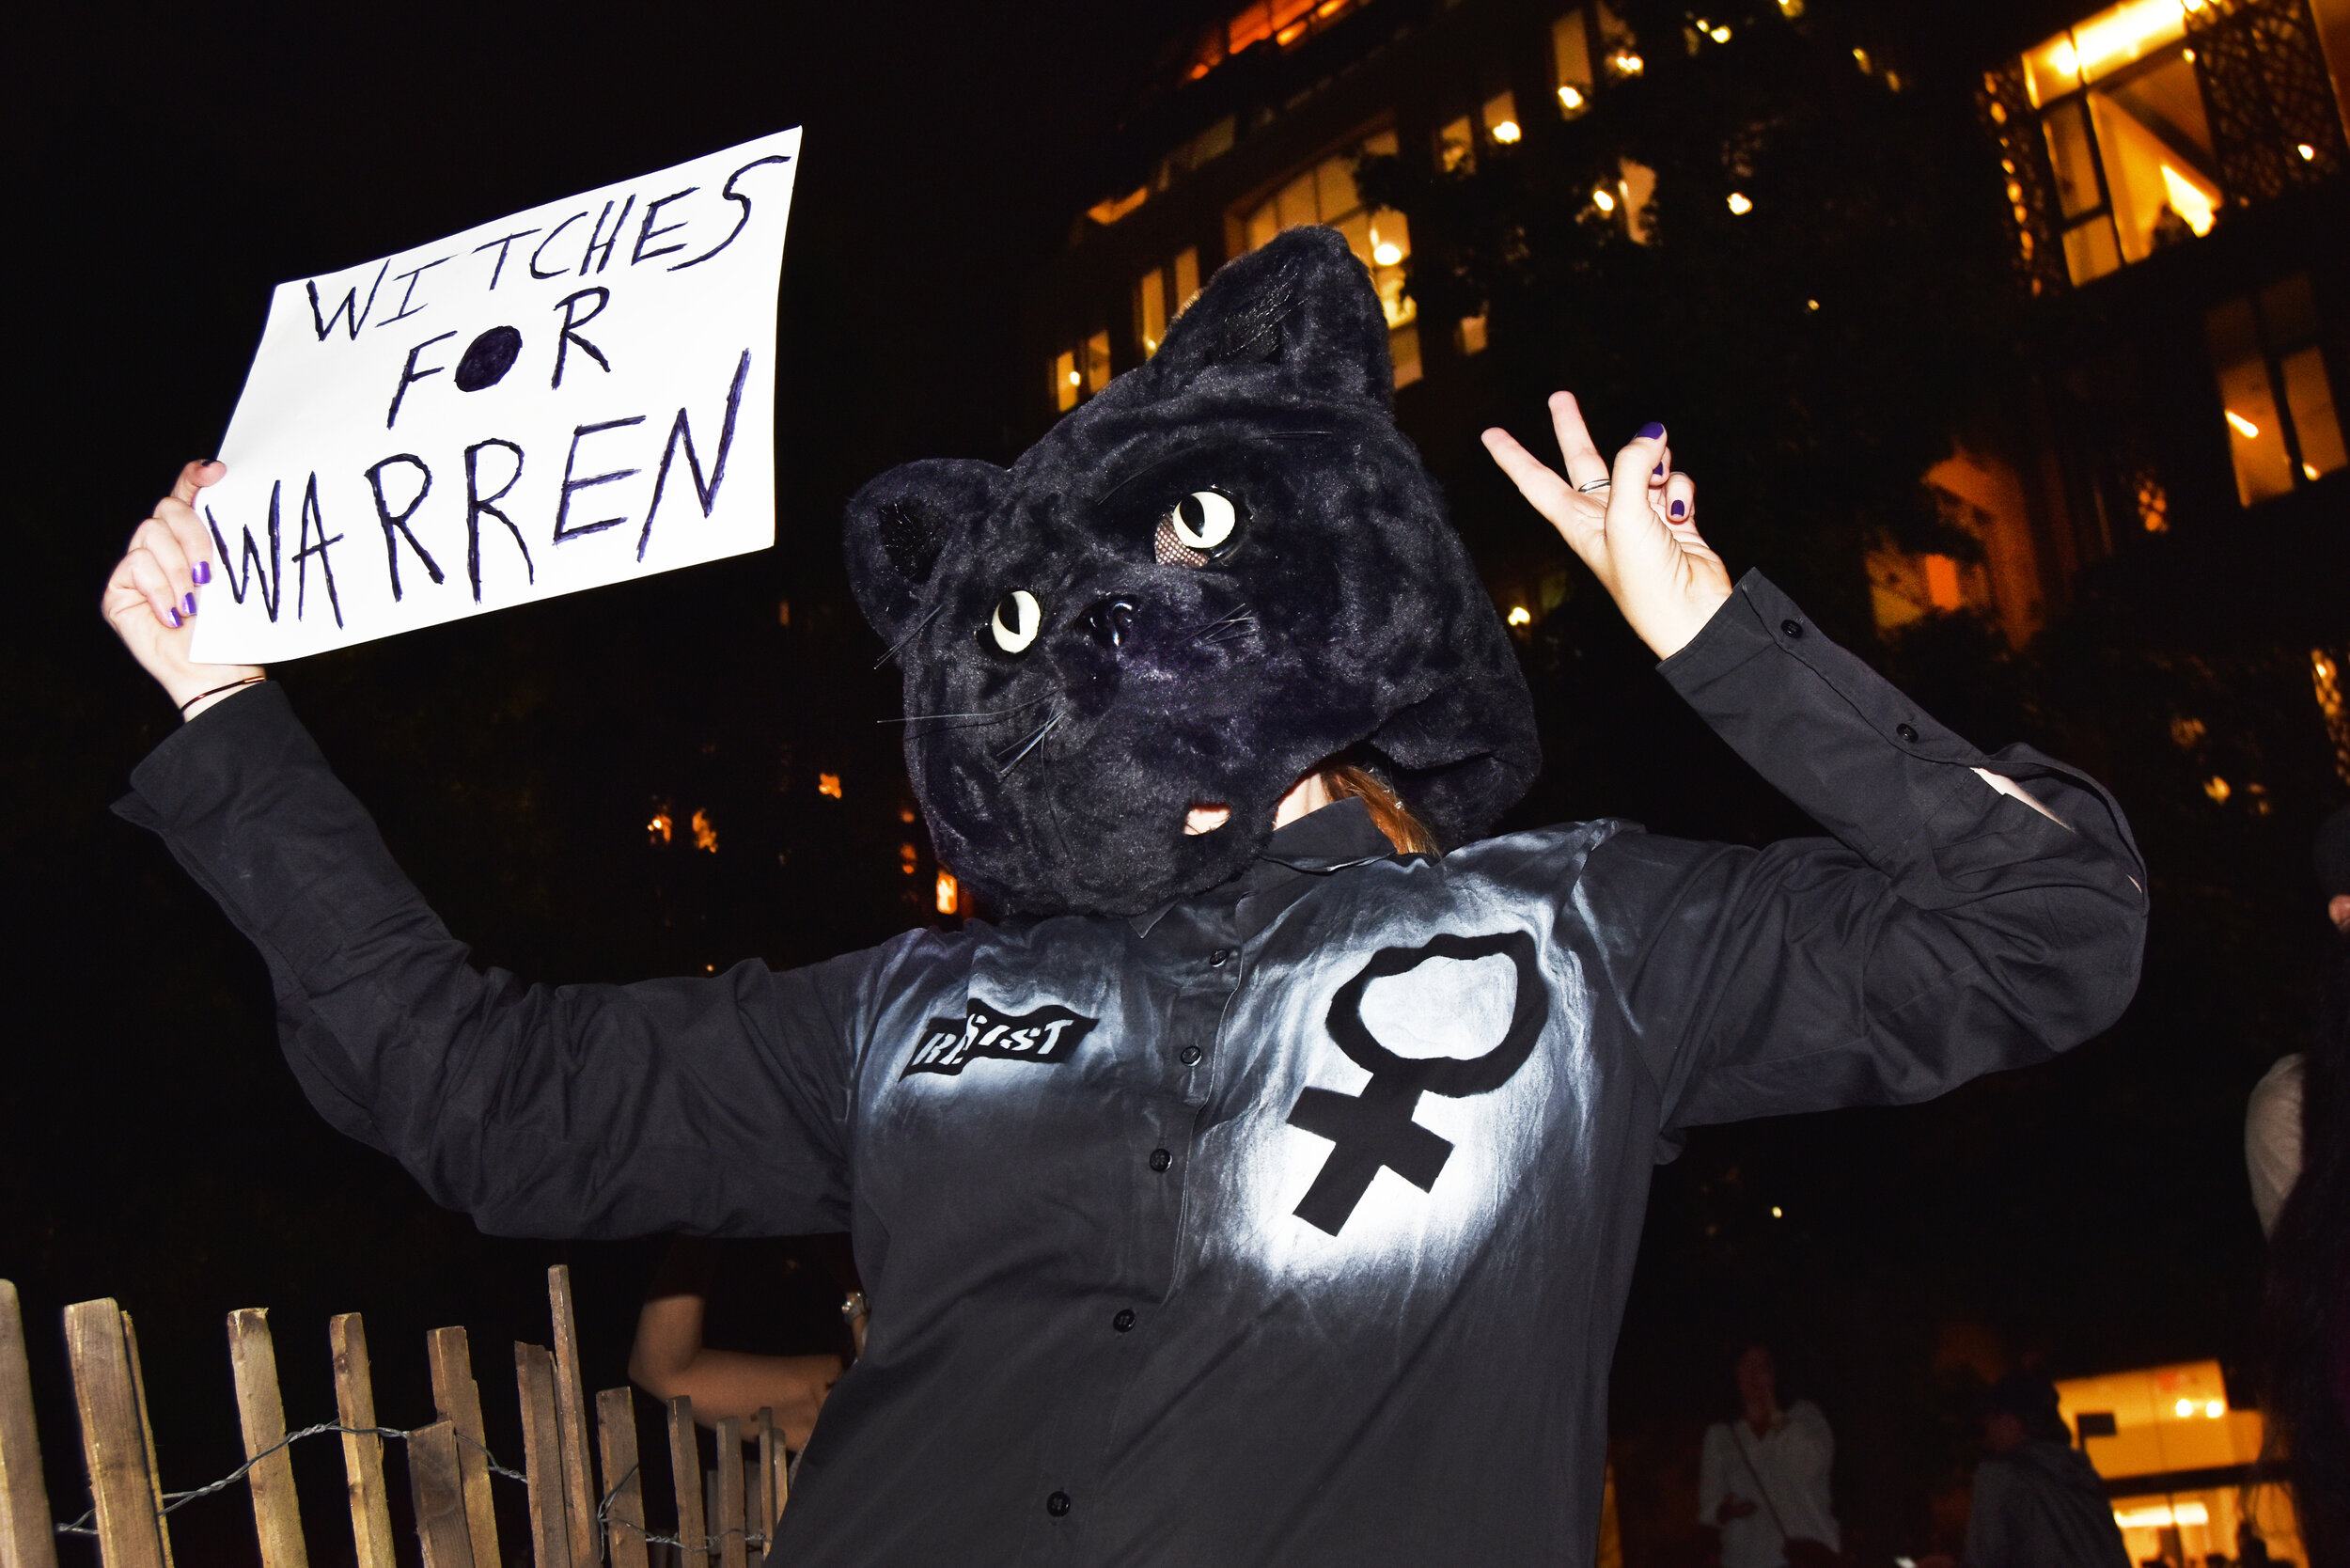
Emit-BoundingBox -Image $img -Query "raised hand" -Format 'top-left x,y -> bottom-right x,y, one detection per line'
1481,392 -> 1732,660
102,461 -> 266,719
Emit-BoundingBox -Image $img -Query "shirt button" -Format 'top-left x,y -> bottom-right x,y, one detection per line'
1780,619 -> 1803,638
1113,1309 -> 1136,1332
1210,949 -> 1230,966
1046,1491 -> 1072,1518
1179,1044 -> 1203,1066
1896,722 -> 1919,743
1149,1148 -> 1173,1171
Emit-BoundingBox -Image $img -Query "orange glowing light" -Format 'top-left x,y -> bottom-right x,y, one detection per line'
691,808 -> 718,854
648,809 -> 673,846
1924,553 -> 1964,611
818,773 -> 843,799
935,870 -> 961,915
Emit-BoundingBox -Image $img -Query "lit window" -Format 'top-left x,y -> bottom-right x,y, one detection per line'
1087,187 -> 1150,227
1154,117 -> 1237,190
1924,554 -> 1965,611
1186,0 -> 1366,79
2015,0 -> 2222,284
1391,323 -> 1424,388
1053,350 -> 1079,413
1597,1 -> 1639,74
1085,330 -> 1112,395
1173,246 -> 1200,313
1237,132 -> 1419,383
935,870 -> 961,916
1139,267 -> 1167,355
1865,488 -> 1995,632
2206,274 -> 2345,505
1482,91 -> 1521,145
1618,159 -> 1656,243
1437,116 -> 1476,173
1553,10 -> 1595,117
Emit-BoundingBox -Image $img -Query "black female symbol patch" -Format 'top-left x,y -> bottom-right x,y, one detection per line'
1286,931 -> 1548,1235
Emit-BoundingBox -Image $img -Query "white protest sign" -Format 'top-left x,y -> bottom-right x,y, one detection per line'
189,127 -> 801,663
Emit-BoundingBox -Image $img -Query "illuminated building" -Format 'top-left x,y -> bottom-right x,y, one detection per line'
1025,0 -> 2348,647
2056,1360 -> 2303,1565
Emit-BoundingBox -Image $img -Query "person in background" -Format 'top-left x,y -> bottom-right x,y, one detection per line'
1699,1344 -> 1841,1568
2258,804 -> 2350,1568
628,1237 -> 846,1452
1925,1372 -> 2128,1568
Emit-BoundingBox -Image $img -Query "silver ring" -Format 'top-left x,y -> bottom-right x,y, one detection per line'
1575,478 -> 1613,494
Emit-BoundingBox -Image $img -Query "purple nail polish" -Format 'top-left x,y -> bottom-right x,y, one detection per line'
164,606 -> 182,629
1670,499 -> 1687,519
1637,421 -> 1665,438
183,593 -> 198,615
193,560 -> 212,586
1653,463 -> 1666,478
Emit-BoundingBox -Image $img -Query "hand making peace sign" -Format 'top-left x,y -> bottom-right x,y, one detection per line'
1481,393 -> 1733,660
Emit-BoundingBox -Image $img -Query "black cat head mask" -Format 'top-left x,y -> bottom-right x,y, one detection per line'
845,227 -> 1539,917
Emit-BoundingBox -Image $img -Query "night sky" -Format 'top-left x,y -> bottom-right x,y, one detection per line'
7,4 -> 2327,1564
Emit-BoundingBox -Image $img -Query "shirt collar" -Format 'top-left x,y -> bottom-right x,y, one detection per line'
1126,796 -> 1398,937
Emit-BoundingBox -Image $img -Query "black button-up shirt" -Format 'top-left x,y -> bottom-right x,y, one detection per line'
118,573 -> 2147,1566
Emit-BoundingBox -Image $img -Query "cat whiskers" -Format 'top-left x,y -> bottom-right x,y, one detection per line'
994,711 -> 1063,777
1191,604 -> 1256,646
880,693 -> 1050,735
872,602 -> 948,669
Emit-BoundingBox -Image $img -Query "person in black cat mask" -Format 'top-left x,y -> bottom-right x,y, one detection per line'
107,227 -> 2146,1566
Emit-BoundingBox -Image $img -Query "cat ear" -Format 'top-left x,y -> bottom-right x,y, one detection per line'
844,459 -> 1003,645
1146,226 -> 1394,407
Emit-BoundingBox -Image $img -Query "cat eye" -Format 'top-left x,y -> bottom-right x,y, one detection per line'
1155,492 -> 1246,566
989,589 -> 1042,653
1168,490 -> 1242,553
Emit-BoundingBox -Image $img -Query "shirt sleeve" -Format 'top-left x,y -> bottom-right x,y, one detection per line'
112,681 -> 881,1240
1698,1424 -> 1730,1522
1963,1460 -> 2015,1568
1583,571 -> 2148,1132
2245,1053 -> 2305,1237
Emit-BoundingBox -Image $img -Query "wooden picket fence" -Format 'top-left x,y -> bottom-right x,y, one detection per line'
0,1271 -> 789,1568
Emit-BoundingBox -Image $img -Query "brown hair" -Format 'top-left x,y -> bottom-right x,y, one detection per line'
1324,764 -> 1441,856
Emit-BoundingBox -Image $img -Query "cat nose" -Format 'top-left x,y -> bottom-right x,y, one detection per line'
1081,597 -> 1139,649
